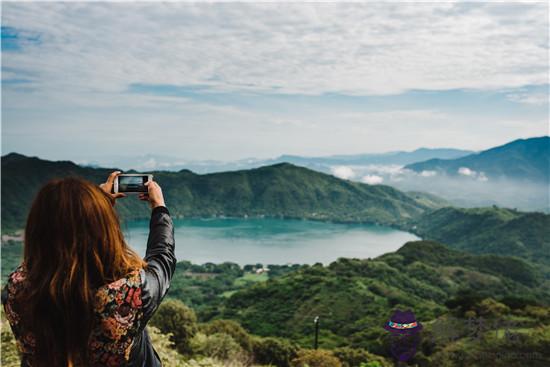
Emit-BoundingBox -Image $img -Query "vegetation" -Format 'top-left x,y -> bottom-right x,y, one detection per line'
410,206 -> 550,267
167,261 -> 308,321
1,153 -> 442,231
333,347 -> 391,367
252,337 -> 299,367
1,240 -> 23,283
3,240 -> 549,366
290,349 -> 342,367
150,299 -> 199,355
147,326 -> 190,367
1,309 -> 19,367
190,332 -> 251,363
200,319 -> 254,352
220,240 -> 550,364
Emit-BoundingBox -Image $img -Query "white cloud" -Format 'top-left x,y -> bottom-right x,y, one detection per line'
2,2 -> 548,103
420,170 -> 437,177
458,167 -> 475,176
361,175 -> 384,185
458,167 -> 489,181
478,172 -> 489,182
142,158 -> 158,170
507,92 -> 550,106
363,164 -> 407,175
331,166 -> 355,180
2,3 -> 548,161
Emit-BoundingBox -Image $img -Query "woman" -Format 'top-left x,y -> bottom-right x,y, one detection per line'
1,171 -> 176,367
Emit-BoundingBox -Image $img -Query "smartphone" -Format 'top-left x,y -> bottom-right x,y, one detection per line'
113,174 -> 153,194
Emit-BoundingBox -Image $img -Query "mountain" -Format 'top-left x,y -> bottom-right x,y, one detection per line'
221,240 -> 549,351
71,148 -> 473,174
409,206 -> 550,268
78,154 -> 267,174
1,153 -> 441,231
405,136 -> 550,183
273,148 -> 473,167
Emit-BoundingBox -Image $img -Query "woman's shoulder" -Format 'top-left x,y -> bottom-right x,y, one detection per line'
93,268 -> 145,314
8,263 -> 26,279
100,269 -> 142,290
4,264 -> 27,292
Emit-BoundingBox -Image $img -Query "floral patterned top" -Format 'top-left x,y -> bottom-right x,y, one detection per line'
3,264 -> 145,367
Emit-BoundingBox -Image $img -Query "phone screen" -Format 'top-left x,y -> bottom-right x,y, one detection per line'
118,175 -> 148,193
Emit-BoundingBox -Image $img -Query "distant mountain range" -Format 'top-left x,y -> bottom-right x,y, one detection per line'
77,147 -> 473,174
275,147 -> 473,166
405,136 -> 550,183
1,153 -> 447,231
76,137 -> 548,211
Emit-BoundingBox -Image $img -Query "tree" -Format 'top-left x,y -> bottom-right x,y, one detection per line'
476,298 -> 510,318
333,347 -> 391,367
146,326 -> 189,367
252,337 -> 298,367
200,319 -> 253,352
291,348 -> 342,367
150,299 -> 198,355
191,332 -> 248,362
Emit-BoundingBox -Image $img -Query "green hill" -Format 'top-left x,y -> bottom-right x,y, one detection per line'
409,207 -> 550,267
1,153 -> 438,231
405,136 -> 550,182
221,241 -> 550,352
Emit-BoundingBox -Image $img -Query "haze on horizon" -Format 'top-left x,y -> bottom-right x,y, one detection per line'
1,2 -> 549,163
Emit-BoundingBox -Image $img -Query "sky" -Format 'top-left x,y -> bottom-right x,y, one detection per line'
1,1 -> 549,162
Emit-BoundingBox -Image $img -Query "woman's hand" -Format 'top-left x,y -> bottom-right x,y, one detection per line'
138,180 -> 166,209
99,171 -> 126,204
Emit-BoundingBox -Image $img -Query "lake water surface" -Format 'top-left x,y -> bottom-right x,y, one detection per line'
122,218 -> 418,265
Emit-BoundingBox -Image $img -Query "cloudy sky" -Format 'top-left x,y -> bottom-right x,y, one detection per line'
2,2 -> 549,162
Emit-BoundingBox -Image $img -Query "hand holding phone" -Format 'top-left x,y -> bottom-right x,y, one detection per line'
139,181 -> 166,209
99,171 -> 126,204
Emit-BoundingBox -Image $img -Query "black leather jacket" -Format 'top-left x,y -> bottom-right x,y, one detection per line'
127,205 -> 177,366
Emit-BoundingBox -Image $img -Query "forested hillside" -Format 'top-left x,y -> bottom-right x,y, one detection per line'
216,241 -> 550,365
221,241 -> 548,346
1,153 -> 441,231
410,207 -> 550,267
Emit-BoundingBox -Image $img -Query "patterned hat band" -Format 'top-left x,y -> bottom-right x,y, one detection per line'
387,321 -> 418,330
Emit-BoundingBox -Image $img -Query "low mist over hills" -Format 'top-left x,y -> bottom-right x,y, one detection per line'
406,136 -> 550,183
79,137 -> 548,211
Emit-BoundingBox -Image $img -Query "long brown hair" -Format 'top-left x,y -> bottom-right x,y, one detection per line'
18,177 -> 146,366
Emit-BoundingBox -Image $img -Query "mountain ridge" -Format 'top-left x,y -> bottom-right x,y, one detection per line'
10,146 -> 473,174
1,153 -> 443,231
405,136 -> 550,182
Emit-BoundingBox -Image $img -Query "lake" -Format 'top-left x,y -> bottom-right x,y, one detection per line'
122,218 -> 419,265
